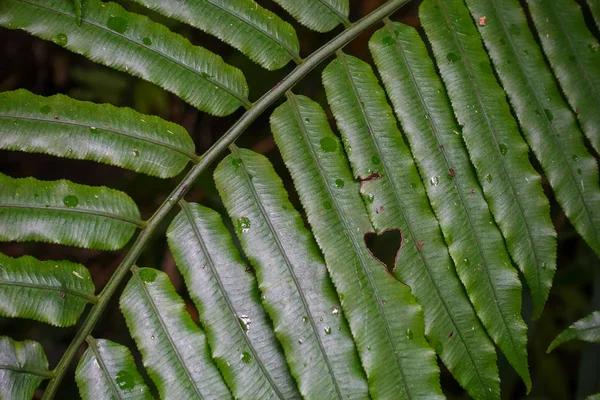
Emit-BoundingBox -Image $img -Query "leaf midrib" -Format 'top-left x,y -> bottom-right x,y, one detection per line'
16,0 -> 250,108
133,270 -> 206,400
0,113 -> 198,162
0,364 -> 54,378
286,93 -> 410,399
336,51 -> 486,393
0,203 -> 144,228
85,338 -> 127,399
180,201 -> 285,399
437,0 -> 544,292
0,279 -> 96,303
231,146 -> 343,400
383,20 -> 522,368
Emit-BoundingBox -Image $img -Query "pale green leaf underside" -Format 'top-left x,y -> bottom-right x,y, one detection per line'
323,52 -> 502,398
271,94 -> 443,400
527,0 -> 600,155
0,0 -> 249,116
0,173 -> 142,250
0,253 -> 95,327
368,23 -> 531,390
215,148 -> 368,399
0,337 -> 51,400
547,311 -> 600,353
72,0 -> 81,25
464,0 -> 600,259
272,0 -> 349,32
167,202 -> 300,400
120,267 -> 231,399
420,0 -> 556,319
130,0 -> 300,70
75,338 -> 152,400
0,89 -> 196,178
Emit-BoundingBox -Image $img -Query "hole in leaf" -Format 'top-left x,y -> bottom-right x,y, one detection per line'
364,229 -> 402,274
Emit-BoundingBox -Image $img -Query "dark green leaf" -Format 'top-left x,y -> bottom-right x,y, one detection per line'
527,0 -> 600,154
0,173 -> 142,250
129,0 -> 300,70
167,202 -> 301,399
547,311 -> 600,353
75,337 -> 152,400
214,148 -> 369,399
0,252 -> 96,326
272,0 -> 350,32
323,52 -> 502,398
420,0 -> 557,319
120,267 -> 232,399
0,89 -> 197,178
0,337 -> 52,400
271,94 -> 443,399
0,0 -> 250,116
73,0 -> 82,25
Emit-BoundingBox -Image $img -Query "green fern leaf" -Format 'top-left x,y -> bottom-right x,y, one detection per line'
0,174 -> 142,250
272,0 -> 350,32
587,0 -> 600,29
0,337 -> 52,400
462,0 -> 600,259
587,393 -> 600,400
527,0 -> 600,155
420,0 -> 557,319
0,0 -> 250,116
0,253 -> 96,327
120,267 -> 232,399
72,0 -> 82,25
547,311 -> 600,353
322,52 -> 502,398
75,337 -> 152,399
214,148 -> 369,399
129,0 -> 300,70
271,94 -> 443,399
0,89 -> 197,178
167,202 -> 301,399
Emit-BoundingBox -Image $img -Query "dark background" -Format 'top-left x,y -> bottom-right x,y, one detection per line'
0,0 -> 599,398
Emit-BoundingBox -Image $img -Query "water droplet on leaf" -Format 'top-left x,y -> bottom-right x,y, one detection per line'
324,326 -> 332,335
238,315 -> 252,332
486,174 -> 493,183
142,37 -> 152,46
446,52 -> 459,63
499,143 -> 508,156
63,195 -> 79,208
236,217 -> 251,234
107,16 -> 128,34
115,370 -> 135,391
54,33 -> 68,46
320,137 -> 337,152
323,201 -> 332,210
335,179 -> 345,188
241,351 -> 252,364
429,176 -> 439,186
139,268 -> 157,283
405,328 -> 413,340
40,105 -> 51,114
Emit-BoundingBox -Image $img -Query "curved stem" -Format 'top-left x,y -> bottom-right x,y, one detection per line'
41,0 -> 412,397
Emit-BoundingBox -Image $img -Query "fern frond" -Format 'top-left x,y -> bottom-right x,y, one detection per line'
271,94 -> 443,399
120,267 -> 231,399
323,52 -> 503,398
420,0 -> 557,319
463,0 -> 600,259
587,0 -> 600,30
272,0 -> 350,32
0,253 -> 95,327
0,174 -> 142,250
214,148 -> 369,399
0,0 -> 250,116
0,337 -> 52,400
167,202 -> 301,399
129,0 -> 300,70
0,89 -> 197,178
547,311 -> 600,353
527,0 -> 600,155
75,338 -> 152,400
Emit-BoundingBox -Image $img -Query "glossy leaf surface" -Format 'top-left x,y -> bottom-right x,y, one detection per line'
0,337 -> 51,400
272,0 -> 349,32
547,311 -> 600,353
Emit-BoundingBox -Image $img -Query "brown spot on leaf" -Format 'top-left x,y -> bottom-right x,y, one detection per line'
416,240 -> 424,252
479,16 -> 486,26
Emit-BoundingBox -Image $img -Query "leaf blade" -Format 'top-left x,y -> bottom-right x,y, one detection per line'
323,52 -> 503,398
0,174 -> 142,250
75,338 -> 153,400
0,253 -> 95,327
420,0 -> 557,318
547,311 -> 600,353
167,202 -> 301,399
0,0 -> 249,116
272,0 -> 349,32
271,94 -> 444,399
120,267 -> 232,399
527,0 -> 600,154
0,337 -> 51,400
0,89 -> 196,178
214,148 -> 369,399
129,0 -> 300,70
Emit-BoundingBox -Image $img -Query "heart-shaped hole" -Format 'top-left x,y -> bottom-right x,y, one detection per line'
364,228 -> 403,275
